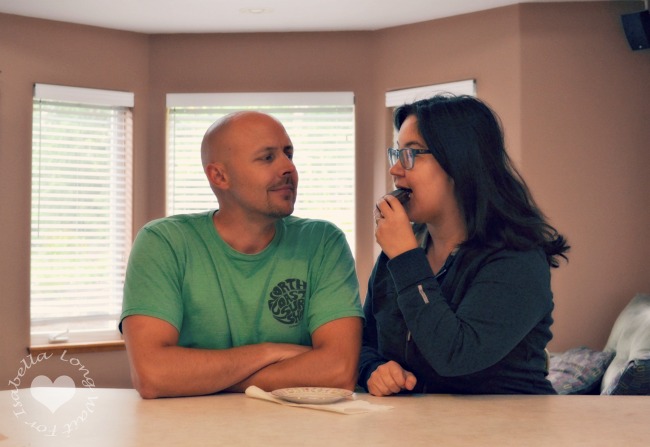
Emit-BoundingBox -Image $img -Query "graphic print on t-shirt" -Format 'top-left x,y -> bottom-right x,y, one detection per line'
268,278 -> 307,325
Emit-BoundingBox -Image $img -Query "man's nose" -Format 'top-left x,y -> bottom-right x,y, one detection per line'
279,155 -> 296,175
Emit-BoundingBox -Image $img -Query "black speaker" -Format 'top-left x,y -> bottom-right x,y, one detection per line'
621,10 -> 650,51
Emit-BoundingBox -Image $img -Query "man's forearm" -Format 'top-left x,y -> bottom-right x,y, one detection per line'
226,317 -> 363,392
128,342 -> 307,398
226,346 -> 358,392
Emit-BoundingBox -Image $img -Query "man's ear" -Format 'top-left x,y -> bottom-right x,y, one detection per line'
205,163 -> 229,190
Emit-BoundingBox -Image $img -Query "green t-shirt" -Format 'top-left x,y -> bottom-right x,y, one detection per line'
120,211 -> 363,349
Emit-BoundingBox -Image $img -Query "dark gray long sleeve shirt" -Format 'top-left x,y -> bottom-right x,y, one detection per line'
359,243 -> 556,394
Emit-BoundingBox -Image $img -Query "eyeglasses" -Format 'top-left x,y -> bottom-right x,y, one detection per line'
387,147 -> 432,170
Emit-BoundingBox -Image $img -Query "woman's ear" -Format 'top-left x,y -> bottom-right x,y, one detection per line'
205,163 -> 229,190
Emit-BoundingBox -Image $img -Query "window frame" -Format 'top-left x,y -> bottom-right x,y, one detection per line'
30,83 -> 134,346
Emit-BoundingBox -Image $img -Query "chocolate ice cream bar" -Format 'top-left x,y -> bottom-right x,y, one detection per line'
388,188 -> 412,204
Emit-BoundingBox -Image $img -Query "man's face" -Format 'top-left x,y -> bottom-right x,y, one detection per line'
213,113 -> 298,220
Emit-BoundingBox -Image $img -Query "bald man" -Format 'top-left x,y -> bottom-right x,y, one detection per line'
120,112 -> 363,398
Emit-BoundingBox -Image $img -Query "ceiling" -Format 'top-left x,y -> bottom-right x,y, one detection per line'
0,0 -> 601,34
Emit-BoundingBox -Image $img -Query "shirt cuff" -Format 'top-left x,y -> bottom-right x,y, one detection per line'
386,248 -> 434,292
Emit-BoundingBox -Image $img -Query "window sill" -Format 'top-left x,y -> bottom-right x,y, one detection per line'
29,340 -> 125,355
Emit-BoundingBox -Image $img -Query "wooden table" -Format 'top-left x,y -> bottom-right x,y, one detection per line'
1,387 -> 648,446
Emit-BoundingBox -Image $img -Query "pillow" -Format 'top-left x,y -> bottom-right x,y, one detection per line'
600,293 -> 650,394
548,347 -> 615,395
601,356 -> 650,395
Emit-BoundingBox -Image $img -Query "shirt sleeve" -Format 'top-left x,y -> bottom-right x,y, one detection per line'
358,261 -> 389,390
388,247 -> 552,376
119,224 -> 185,333
305,222 -> 364,334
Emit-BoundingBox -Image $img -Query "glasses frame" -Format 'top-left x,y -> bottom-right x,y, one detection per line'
387,147 -> 432,170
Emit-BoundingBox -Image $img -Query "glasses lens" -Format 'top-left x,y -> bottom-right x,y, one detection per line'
400,149 -> 415,170
388,148 -> 420,169
387,148 -> 399,167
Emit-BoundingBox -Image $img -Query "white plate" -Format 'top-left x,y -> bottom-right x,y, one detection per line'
271,387 -> 353,404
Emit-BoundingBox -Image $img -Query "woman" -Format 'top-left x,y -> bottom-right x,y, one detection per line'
359,94 -> 569,395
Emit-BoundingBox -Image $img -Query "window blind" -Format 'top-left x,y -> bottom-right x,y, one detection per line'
166,93 -> 356,254
31,84 -> 133,343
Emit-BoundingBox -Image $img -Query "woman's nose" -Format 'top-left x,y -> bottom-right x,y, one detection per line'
389,162 -> 404,177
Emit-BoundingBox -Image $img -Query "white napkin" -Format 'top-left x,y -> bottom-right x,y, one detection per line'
244,386 -> 393,415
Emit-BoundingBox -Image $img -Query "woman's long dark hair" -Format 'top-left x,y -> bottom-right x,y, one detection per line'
394,94 -> 569,267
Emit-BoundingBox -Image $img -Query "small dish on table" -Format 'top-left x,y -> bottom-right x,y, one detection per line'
271,387 -> 354,404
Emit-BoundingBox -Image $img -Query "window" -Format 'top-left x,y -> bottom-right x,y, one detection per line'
166,92 -> 356,254
385,79 -> 476,108
31,84 -> 134,344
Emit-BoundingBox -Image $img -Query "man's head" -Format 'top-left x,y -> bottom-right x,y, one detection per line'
201,111 -> 298,220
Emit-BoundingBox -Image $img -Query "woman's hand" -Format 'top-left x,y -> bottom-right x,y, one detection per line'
374,194 -> 418,259
367,360 -> 417,396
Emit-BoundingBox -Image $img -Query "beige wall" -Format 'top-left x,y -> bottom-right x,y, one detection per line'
1,1 -> 648,389
519,2 -> 650,353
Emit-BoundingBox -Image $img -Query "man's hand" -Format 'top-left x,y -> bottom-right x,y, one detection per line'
367,360 -> 417,396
